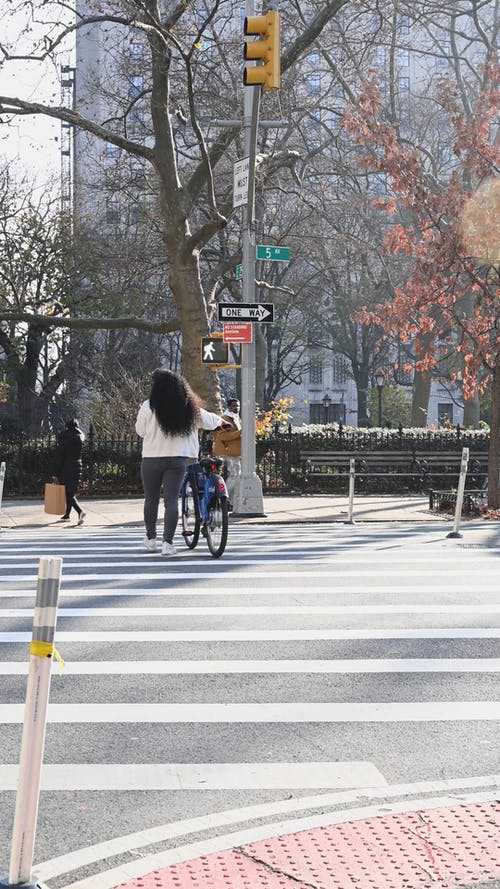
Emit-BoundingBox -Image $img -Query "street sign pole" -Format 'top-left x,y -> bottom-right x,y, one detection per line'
234,0 -> 265,517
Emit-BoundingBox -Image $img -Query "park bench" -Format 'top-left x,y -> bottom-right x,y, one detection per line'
300,450 -> 427,492
415,452 -> 486,472
299,449 -> 488,494
429,488 -> 487,513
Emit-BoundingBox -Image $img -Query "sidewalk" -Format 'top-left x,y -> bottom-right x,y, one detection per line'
112,798 -> 500,889
0,492 -> 489,528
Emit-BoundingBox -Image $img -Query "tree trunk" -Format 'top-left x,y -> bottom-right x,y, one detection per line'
355,369 -> 370,426
487,353 -> 500,509
168,249 -> 221,411
411,370 -> 431,426
463,392 -> 480,428
16,325 -> 45,436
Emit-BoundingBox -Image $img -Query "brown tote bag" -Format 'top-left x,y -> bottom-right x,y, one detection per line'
44,482 -> 67,515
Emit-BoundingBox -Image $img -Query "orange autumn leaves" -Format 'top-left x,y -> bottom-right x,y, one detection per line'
343,65 -> 500,400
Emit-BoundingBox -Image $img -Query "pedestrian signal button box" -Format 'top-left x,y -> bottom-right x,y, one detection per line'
201,337 -> 229,364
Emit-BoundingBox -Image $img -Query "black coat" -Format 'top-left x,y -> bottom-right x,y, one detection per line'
55,427 -> 85,490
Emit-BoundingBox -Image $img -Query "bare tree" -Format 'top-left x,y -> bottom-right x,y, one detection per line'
0,0 -> 349,407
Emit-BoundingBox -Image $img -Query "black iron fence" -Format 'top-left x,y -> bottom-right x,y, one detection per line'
0,425 -> 490,498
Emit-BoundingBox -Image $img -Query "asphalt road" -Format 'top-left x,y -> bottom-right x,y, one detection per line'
0,521 -> 499,888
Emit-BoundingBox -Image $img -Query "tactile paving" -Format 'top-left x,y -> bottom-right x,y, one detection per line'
117,800 -> 500,889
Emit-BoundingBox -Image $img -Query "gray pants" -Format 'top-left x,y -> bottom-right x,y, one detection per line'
140,457 -> 188,543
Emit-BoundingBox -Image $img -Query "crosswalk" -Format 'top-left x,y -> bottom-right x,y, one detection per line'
0,521 -> 499,884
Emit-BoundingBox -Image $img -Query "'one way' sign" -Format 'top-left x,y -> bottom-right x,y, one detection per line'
218,303 -> 274,323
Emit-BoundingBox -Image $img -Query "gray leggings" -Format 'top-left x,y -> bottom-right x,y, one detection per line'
140,457 -> 188,543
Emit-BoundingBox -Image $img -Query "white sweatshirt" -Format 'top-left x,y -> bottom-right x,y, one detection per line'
135,401 -> 221,458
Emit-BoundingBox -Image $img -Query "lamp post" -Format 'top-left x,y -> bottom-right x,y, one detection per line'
322,393 -> 332,425
375,373 -> 384,427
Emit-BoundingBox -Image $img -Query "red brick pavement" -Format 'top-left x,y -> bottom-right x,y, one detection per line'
116,800 -> 500,889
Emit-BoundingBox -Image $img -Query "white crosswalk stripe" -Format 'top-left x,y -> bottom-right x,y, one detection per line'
0,521 -> 499,878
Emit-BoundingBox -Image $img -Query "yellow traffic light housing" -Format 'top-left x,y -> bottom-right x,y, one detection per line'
244,11 -> 280,91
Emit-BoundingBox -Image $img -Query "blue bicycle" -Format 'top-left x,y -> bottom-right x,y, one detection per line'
181,454 -> 229,558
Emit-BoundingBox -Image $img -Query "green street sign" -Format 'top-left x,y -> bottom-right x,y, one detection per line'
257,245 -> 290,262
235,264 -> 243,280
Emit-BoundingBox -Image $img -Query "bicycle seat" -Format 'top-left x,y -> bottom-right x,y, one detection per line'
200,457 -> 224,471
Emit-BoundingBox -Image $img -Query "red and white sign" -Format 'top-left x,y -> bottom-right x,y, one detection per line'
223,322 -> 253,343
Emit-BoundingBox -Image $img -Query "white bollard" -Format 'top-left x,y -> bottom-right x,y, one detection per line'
1,557 -> 63,889
447,447 -> 470,539
345,458 -> 356,524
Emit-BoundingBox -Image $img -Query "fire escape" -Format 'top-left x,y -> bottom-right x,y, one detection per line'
60,65 -> 75,225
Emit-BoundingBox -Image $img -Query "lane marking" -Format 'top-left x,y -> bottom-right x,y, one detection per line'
2,628 -> 500,643
0,761 -> 386,791
0,567 -> 497,582
0,586 -> 496,598
2,701 -> 500,723
0,545 -> 495,557
52,790 -> 500,889
3,657 -> 500,675
34,774 -> 500,883
4,604 -> 500,618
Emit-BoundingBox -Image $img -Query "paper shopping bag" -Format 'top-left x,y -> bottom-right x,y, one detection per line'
44,482 -> 66,515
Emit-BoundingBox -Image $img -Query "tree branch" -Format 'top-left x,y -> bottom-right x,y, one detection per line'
281,0 -> 350,71
0,97 -> 155,161
0,313 -> 179,334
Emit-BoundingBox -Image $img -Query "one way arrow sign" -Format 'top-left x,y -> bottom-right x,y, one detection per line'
218,303 -> 274,323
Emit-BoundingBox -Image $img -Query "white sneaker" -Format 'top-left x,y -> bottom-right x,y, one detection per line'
143,537 -> 157,552
77,511 -> 86,526
161,542 -> 176,557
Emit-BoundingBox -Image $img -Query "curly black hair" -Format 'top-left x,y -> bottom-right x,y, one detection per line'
149,369 -> 201,437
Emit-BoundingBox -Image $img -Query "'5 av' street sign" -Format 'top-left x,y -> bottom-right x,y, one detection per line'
218,303 -> 274,323
257,245 -> 290,262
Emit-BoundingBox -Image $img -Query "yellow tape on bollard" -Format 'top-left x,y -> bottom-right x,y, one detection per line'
29,640 -> 65,671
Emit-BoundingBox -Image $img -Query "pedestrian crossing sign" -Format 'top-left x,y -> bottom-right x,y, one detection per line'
201,336 -> 229,365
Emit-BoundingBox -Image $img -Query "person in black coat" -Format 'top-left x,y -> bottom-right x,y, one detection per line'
54,419 -> 86,524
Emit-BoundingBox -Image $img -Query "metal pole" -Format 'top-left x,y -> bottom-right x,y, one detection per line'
447,447 -> 469,539
233,0 -> 264,517
377,387 -> 382,427
345,458 -> 356,525
2,557 -> 63,889
0,462 -> 5,515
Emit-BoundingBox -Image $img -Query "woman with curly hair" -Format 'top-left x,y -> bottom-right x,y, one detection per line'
135,368 -> 223,556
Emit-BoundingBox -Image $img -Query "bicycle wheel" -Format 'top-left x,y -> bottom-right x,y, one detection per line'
181,478 -> 200,549
205,495 -> 228,558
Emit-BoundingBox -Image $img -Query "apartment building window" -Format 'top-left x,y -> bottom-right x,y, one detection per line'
305,71 -> 321,96
399,76 -> 410,95
332,355 -> 349,384
438,403 -> 453,424
309,359 -> 323,385
129,109 -> 145,134
437,44 -> 450,68
105,141 -> 120,157
398,15 -> 410,35
372,172 -> 388,194
399,365 -> 413,386
105,199 -> 120,225
129,74 -> 143,98
397,48 -> 410,67
309,402 -> 346,424
130,202 -> 141,225
305,107 -> 322,148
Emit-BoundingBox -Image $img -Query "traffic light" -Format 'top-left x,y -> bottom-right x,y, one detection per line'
244,10 -> 280,91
